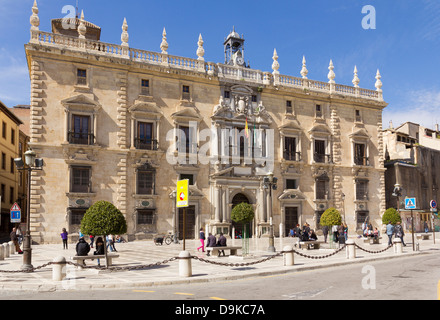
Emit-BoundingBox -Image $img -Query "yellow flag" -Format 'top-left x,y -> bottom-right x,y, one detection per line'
245,118 -> 249,138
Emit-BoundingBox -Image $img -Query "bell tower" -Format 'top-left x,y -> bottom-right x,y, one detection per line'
224,27 -> 247,67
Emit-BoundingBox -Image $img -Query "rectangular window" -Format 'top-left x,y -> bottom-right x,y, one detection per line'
354,143 -> 367,165
10,157 -> 14,174
356,180 -> 369,200
251,95 -> 257,102
77,68 -> 87,86
136,122 -> 156,150
137,209 -> 154,225
71,166 -> 91,193
284,137 -> 297,161
179,126 -> 195,154
315,104 -> 322,118
316,180 -> 327,200
11,128 -> 15,145
141,79 -> 150,95
180,174 -> 194,185
137,170 -> 155,195
2,122 -> 6,139
70,115 -> 92,145
355,110 -> 361,122
224,91 -> 230,99
314,140 -> 326,163
9,187 -> 14,204
1,152 -> 5,170
286,100 -> 292,114
286,179 -> 297,189
182,85 -> 190,100
70,208 -> 87,225
1,184 -> 5,202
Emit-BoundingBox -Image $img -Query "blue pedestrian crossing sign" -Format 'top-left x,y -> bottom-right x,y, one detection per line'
10,203 -> 21,223
405,198 -> 416,210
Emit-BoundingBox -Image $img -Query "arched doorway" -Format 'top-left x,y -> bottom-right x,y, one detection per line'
231,193 -> 252,238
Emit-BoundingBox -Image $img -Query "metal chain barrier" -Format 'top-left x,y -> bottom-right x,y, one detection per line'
354,243 -> 393,254
0,242 -> 395,273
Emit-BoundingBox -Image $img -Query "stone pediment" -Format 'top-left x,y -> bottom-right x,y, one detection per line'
61,94 -> 101,112
279,120 -> 303,133
172,107 -> 203,123
349,127 -> 370,140
278,189 -> 306,201
129,100 -> 163,120
308,123 -> 332,136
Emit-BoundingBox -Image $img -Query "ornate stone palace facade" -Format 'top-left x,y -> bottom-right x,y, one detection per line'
25,2 -> 387,243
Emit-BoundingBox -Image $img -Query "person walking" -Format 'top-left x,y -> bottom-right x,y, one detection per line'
89,235 -> 95,248
386,221 -> 394,246
10,227 -> 23,254
60,228 -> 68,249
197,228 -> 205,252
394,221 -> 406,246
322,225 -> 329,243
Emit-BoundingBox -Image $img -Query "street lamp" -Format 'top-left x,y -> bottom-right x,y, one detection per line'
14,149 -> 43,271
392,183 -> 402,214
263,172 -> 278,252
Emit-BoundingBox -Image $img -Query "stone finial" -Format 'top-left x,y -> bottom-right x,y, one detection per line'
328,60 -> 335,84
78,10 -> 87,39
272,49 -> 280,75
121,18 -> 129,47
300,55 -> 308,79
160,27 -> 168,54
389,120 -> 394,129
30,0 -> 40,31
352,65 -> 360,88
375,69 -> 383,92
196,34 -> 205,61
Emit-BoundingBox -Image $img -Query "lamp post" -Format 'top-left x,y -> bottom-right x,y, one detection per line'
263,172 -> 278,252
14,149 -> 43,271
341,193 -> 346,223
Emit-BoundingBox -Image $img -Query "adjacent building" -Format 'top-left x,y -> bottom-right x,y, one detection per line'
24,3 -> 387,243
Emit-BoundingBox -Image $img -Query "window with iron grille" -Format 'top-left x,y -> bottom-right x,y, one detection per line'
284,136 -> 297,161
286,100 -> 292,114
356,179 -> 369,200
77,69 -> 87,86
70,114 -> 93,145
137,167 -> 155,195
70,208 -> 87,225
141,79 -> 150,95
354,143 -> 367,165
316,179 -> 327,200
71,166 -> 91,193
137,209 -> 154,225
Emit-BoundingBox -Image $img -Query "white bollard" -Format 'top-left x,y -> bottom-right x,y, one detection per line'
345,239 -> 356,259
179,251 -> 192,277
283,245 -> 294,266
8,241 -> 15,255
3,243 -> 9,258
393,238 -> 402,254
52,256 -> 66,281
0,245 -> 4,260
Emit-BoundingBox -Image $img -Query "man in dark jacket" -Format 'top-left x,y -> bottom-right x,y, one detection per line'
206,233 -> 217,248
216,233 -> 227,256
76,237 -> 90,257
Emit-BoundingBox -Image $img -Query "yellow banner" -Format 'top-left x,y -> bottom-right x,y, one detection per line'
176,179 -> 189,208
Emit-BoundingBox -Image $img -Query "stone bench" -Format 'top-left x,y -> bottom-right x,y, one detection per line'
297,240 -> 324,250
416,233 -> 431,240
71,254 -> 119,267
363,236 -> 382,245
206,246 -> 241,257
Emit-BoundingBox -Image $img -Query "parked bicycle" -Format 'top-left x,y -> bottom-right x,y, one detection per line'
154,232 -> 179,245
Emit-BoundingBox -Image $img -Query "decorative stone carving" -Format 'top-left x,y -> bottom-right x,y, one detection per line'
196,34 -> 204,61
272,49 -> 280,75
121,18 -> 129,47
375,69 -> 382,92
78,11 -> 87,39
328,60 -> 335,84
352,66 -> 360,88
160,27 -> 168,54
30,0 -> 40,31
300,56 -> 308,79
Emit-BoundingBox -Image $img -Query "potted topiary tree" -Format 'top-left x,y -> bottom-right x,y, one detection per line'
320,207 -> 342,245
80,200 -> 127,267
231,202 -> 254,255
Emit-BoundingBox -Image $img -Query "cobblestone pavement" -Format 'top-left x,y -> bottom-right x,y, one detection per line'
0,234 -> 438,292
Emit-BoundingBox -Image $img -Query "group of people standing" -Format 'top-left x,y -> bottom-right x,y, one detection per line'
386,221 -> 406,246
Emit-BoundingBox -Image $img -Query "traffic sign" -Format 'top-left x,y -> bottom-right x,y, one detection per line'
430,200 -> 437,209
10,202 -> 21,223
405,197 -> 416,210
176,179 -> 189,208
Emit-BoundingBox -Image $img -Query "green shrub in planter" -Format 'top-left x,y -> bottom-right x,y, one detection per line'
231,202 -> 254,224
381,207 -> 401,225
320,207 -> 342,226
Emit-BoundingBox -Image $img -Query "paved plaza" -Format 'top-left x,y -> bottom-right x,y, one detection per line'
0,234 -> 438,292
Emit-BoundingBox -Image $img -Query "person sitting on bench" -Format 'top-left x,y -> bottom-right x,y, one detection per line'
216,233 -> 227,256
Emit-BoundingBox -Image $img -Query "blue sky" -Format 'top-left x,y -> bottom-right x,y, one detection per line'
1,0 -> 440,130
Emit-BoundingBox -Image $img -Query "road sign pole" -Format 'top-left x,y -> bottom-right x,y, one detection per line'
411,209 -> 415,251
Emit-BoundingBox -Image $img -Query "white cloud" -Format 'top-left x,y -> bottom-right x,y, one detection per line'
383,88 -> 440,130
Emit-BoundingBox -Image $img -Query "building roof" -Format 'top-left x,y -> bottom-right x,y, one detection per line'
0,100 -> 23,126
